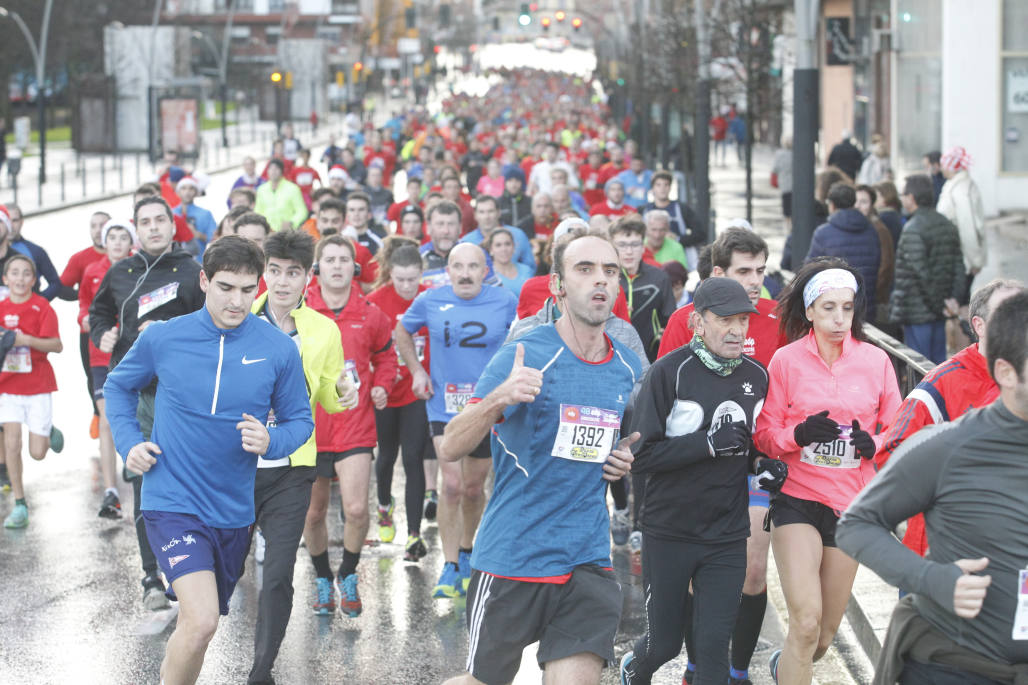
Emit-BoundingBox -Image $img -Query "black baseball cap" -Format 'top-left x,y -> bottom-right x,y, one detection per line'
692,277 -> 759,316
400,204 -> 424,222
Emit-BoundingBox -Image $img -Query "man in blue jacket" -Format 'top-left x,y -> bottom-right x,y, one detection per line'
104,235 -> 314,685
805,182 -> 881,318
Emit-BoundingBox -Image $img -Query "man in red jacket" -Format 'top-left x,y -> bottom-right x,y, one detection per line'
876,278 -> 1024,556
302,234 -> 398,619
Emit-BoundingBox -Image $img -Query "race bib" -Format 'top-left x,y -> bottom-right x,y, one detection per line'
2,345 -> 31,373
551,404 -> 620,464
800,427 -> 858,469
1014,569 -> 1028,640
586,177 -> 597,189
137,282 -> 180,318
630,186 -> 646,199
345,359 -> 362,390
444,382 -> 474,414
398,335 -> 426,366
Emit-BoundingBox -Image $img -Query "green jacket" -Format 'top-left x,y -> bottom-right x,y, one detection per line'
255,179 -> 309,231
888,207 -> 965,325
252,293 -> 345,467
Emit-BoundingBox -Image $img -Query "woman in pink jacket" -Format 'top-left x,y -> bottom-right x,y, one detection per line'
755,259 -> 901,685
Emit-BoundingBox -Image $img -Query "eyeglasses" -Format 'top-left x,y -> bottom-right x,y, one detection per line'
614,241 -> 644,251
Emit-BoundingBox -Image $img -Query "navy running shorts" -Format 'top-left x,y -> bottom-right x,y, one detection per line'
90,366 -> 109,401
766,492 -> 840,547
315,447 -> 374,479
142,510 -> 250,615
429,421 -> 491,458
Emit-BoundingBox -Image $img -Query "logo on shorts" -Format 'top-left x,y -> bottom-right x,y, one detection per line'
168,554 -> 190,568
182,534 -> 196,545
161,537 -> 181,552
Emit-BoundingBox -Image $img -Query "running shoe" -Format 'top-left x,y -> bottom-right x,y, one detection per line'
312,577 -> 336,615
377,497 -> 396,543
458,549 -> 472,594
628,530 -> 643,554
49,426 -> 64,454
423,489 -> 438,521
89,414 -> 100,440
142,573 -> 171,611
768,649 -> 782,684
728,677 -> 752,685
254,529 -> 266,564
404,534 -> 427,562
619,651 -> 636,685
611,507 -> 631,546
98,491 -> 122,519
335,573 -> 362,617
432,563 -> 462,599
0,466 -> 11,493
3,502 -> 27,528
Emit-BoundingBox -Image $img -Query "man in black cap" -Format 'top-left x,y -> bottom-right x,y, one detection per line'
620,277 -> 788,685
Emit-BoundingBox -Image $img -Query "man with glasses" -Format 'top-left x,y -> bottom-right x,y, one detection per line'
611,216 -> 675,362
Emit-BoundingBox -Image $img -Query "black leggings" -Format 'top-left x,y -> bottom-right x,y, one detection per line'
80,332 -> 98,416
628,536 -> 746,685
374,401 -> 429,536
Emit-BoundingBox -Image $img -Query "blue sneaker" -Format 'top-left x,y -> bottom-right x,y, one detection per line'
769,649 -> 782,684
4,502 -> 28,528
312,577 -> 336,615
619,651 -> 635,685
458,549 -> 472,595
336,573 -> 362,617
432,562 -> 462,599
49,426 -> 64,454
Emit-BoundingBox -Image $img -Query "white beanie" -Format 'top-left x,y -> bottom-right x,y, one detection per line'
102,218 -> 138,248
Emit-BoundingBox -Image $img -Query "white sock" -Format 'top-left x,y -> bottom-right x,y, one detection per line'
105,487 -> 118,497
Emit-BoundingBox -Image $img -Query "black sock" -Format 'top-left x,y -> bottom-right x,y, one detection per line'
311,551 -> 333,580
682,590 -> 696,663
458,546 -> 472,556
731,590 -> 768,672
15,497 -> 26,508
339,548 -> 360,578
0,463 -> 8,475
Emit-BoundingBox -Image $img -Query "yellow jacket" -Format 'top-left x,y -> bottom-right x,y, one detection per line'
252,292 -> 345,467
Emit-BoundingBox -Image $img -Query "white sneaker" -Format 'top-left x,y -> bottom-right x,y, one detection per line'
255,529 -> 266,564
143,585 -> 171,611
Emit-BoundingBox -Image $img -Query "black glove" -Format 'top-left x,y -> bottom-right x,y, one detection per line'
850,420 -> 876,460
754,457 -> 788,492
793,410 -> 840,447
707,421 -> 751,459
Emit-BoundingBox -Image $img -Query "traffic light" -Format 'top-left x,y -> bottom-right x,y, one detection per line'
352,62 -> 364,82
541,16 -> 551,31
284,71 -> 293,90
572,17 -> 582,31
555,10 -> 566,22
529,2 -> 538,10
518,3 -> 531,26
270,71 -> 283,84
336,70 -> 344,86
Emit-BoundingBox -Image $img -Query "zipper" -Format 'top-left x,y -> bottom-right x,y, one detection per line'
211,334 -> 225,414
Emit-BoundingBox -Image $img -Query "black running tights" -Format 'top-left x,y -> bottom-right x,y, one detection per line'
373,401 -> 428,536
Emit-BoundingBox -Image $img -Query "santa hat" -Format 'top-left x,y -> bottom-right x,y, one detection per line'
176,175 -> 200,191
101,218 -> 138,247
0,205 -> 11,234
328,165 -> 349,181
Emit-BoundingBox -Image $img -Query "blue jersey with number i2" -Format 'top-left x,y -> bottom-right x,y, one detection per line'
400,284 -> 518,423
470,324 -> 643,578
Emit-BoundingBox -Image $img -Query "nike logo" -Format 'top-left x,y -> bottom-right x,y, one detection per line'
439,304 -> 455,311
242,356 -> 267,365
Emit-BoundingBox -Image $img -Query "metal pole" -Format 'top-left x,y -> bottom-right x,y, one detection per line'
693,0 -> 713,242
37,0 -> 53,184
101,155 -> 106,193
792,0 -> 820,262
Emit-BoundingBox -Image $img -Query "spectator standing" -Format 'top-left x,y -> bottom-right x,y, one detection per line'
936,146 -> 986,279
856,136 -> 892,186
826,130 -> 863,181
771,135 -> 794,233
922,150 -> 945,205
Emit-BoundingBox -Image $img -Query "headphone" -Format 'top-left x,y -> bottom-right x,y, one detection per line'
555,275 -> 565,297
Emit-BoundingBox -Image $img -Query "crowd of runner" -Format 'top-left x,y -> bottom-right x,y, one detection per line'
1,65 -> 1027,685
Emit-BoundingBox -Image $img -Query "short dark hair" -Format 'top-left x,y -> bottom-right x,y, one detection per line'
311,187 -> 336,204
776,257 -> 868,343
546,141 -> 560,151
315,233 -> 356,263
827,182 -> 857,210
609,214 -> 646,240
552,232 -> 609,281
233,211 -> 271,236
985,291 -> 1028,381
319,197 -> 346,217
651,170 -> 673,187
202,234 -> 265,280
345,191 -> 371,211
3,253 -> 36,278
264,228 -> 315,271
697,244 -> 713,280
133,196 -> 173,225
970,278 -> 1025,324
711,228 -> 769,271
474,194 -> 499,210
267,158 -> 285,173
134,183 -> 160,197
925,150 -> 942,165
428,199 -> 462,223
874,181 -> 902,212
855,184 -> 877,206
902,174 -> 935,209
229,186 -> 256,206
483,227 -> 514,253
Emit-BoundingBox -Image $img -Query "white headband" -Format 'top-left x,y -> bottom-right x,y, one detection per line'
803,268 -> 858,308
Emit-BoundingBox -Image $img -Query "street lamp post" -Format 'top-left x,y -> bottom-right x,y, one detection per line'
1,0 -> 55,185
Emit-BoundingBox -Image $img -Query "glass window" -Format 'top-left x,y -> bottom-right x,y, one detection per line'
1003,0 -> 1028,51
895,55 -> 942,171
1001,56 -> 1028,173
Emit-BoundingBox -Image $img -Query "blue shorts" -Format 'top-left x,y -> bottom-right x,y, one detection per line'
142,510 -> 250,615
748,475 -> 770,508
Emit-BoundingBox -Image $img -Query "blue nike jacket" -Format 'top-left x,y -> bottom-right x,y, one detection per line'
104,308 -> 314,528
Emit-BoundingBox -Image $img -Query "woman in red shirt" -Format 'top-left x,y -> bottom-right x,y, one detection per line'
78,219 -> 136,519
0,255 -> 64,529
367,237 -> 433,562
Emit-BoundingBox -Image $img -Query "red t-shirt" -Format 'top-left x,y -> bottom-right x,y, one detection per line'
588,202 -> 634,218
597,162 -> 626,188
0,293 -> 59,395
657,298 -> 786,368
578,163 -> 605,207
78,257 -> 114,368
364,149 -> 397,183
367,282 -> 430,408
289,165 -> 321,204
61,246 -> 107,293
516,275 -> 631,323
